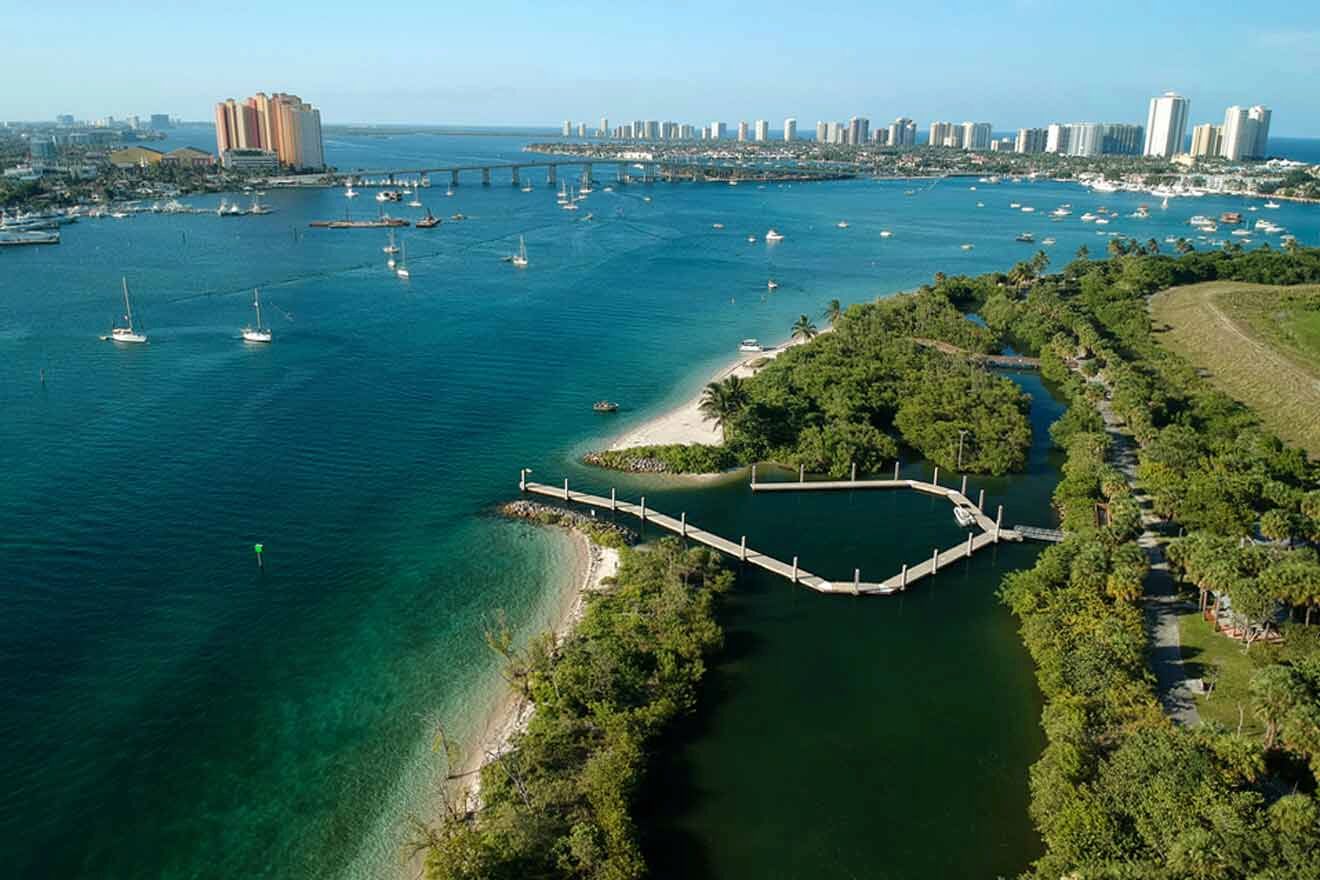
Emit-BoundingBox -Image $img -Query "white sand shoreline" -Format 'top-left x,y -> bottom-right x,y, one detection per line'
607,328 -> 830,452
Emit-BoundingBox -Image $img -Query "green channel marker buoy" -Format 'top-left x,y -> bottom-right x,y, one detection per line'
254,543 -> 264,569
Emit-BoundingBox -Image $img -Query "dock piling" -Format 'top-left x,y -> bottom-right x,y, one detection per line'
563,478 -> 570,500
610,487 -> 616,511
740,535 -> 747,561
851,462 -> 857,482
894,461 -> 900,480
853,568 -> 860,594
901,563 -> 908,589
967,532 -> 974,555
933,466 -> 939,487
792,556 -> 799,583
519,468 -> 527,492
995,505 -> 1003,542
798,464 -> 805,482
680,512 -> 687,537
977,488 -> 985,511
751,463 -> 757,486
961,475 -> 968,495
932,547 -> 940,573
640,497 -> 647,523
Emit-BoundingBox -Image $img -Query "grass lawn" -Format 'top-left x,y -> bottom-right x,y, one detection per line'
1176,608 -> 1278,737
1150,282 -> 1320,456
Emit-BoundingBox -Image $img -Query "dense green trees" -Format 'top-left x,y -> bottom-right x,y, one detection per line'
424,541 -> 732,880
697,375 -> 749,441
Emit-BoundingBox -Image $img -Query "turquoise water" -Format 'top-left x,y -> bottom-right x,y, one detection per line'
4,128 -> 1320,879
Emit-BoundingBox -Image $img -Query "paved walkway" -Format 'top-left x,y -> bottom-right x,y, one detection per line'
1092,388 -> 1201,726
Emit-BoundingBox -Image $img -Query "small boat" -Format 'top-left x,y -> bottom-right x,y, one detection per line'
767,280 -> 779,290
450,213 -> 466,221
1042,237 -> 1056,245
408,192 -> 422,208
383,229 -> 400,254
1016,232 -> 1034,243
593,401 -> 619,413
739,339 -> 764,352
415,208 -> 440,228
765,229 -> 783,241
511,235 -> 528,268
879,230 -> 893,238
960,243 -> 974,250
836,221 -> 849,229
1080,212 -> 1097,222
345,184 -> 358,198
642,196 -> 651,203
1231,229 -> 1251,237
1050,207 -> 1071,217
976,201 -> 985,208
954,507 -> 977,528
1264,200 -> 1281,209
712,223 -> 724,229
1020,206 -> 1035,213
104,278 -> 147,344
747,235 -> 757,243
1009,202 -> 1021,209
241,288 -> 272,343
521,183 -> 534,193
445,189 -> 454,197
396,242 -> 410,279
1095,218 -> 1110,225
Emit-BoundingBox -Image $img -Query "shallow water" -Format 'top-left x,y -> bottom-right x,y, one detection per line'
3,126 -> 1319,878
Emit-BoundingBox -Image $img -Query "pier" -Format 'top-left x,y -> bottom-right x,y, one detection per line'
519,463 -> 1029,596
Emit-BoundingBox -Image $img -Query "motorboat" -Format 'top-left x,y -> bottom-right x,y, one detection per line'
1016,232 -> 1034,243
765,229 -> 784,241
836,221 -> 849,228
739,339 -> 764,352
879,230 -> 893,238
415,208 -> 441,228
960,243 -> 974,250
1264,200 -> 1281,209
953,507 -> 977,528
767,279 -> 779,290
592,401 -> 619,413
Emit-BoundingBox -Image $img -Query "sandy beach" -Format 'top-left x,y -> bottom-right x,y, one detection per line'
446,531 -> 619,812
608,330 -> 827,450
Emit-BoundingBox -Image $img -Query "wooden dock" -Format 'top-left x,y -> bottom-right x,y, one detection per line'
520,464 -> 1021,596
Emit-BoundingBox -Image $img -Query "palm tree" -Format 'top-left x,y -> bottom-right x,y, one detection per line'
791,314 -> 818,342
1029,250 -> 1050,275
698,375 -> 749,441
1075,244 -> 1089,261
822,299 -> 843,325
1175,237 -> 1194,255
1146,238 -> 1161,255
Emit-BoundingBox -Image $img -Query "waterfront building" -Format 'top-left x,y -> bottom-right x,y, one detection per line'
710,121 -> 726,140
562,120 -> 571,137
680,123 -> 695,140
109,145 -> 164,168
962,122 -> 992,150
576,123 -> 587,137
929,121 -> 952,148
1045,123 -> 1069,154
1190,123 -> 1222,158
784,118 -> 796,141
215,92 -> 324,170
164,147 -> 215,167
1143,91 -> 1189,157
737,121 -> 749,142
644,120 -> 659,140
888,117 -> 916,146
1101,123 -> 1143,155
849,116 -> 870,145
1248,105 -> 1271,158
873,129 -> 889,146
222,149 -> 280,172
816,120 -> 828,142
1065,122 -> 1102,157
826,121 -> 844,144
1015,127 -> 1047,154
754,119 -> 769,141
598,116 -> 608,137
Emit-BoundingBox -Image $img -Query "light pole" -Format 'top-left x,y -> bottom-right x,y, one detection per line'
956,429 -> 970,471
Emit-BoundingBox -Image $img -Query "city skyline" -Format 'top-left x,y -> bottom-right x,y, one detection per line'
5,1 -> 1319,134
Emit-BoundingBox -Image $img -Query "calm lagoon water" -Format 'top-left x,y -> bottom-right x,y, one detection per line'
4,127 -> 1320,878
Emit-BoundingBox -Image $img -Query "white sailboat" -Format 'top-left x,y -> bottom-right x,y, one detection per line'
511,235 -> 528,268
106,277 -> 147,344
242,288 -> 272,343
383,229 -> 399,255
396,241 -> 410,279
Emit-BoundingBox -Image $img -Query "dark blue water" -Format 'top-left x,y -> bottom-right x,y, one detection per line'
4,128 -> 1319,879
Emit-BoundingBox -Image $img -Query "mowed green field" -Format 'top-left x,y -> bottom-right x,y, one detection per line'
1150,281 -> 1320,457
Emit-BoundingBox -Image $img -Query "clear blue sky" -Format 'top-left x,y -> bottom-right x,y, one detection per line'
5,0 -> 1318,135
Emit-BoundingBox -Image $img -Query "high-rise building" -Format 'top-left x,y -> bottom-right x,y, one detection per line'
1100,123 -> 1143,155
1143,91 -> 1189,157
1189,123 -> 1222,158
848,116 -> 869,145
576,123 -> 586,137
680,123 -> 695,140
928,121 -> 952,148
711,121 -> 726,140
1064,122 -> 1102,157
1015,127 -> 1048,154
216,92 -> 323,170
56,114 -> 74,125
598,117 -> 608,137
1045,123 -> 1069,154
1223,105 -> 1272,160
149,114 -> 171,130
737,121 -> 749,142
754,119 -> 769,141
784,118 -> 797,141
562,120 -> 571,137
1248,105 -> 1271,158
826,121 -> 844,144
815,121 -> 828,142
888,117 -> 916,146
960,122 -> 991,150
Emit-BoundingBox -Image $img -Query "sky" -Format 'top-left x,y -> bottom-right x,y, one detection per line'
4,0 -> 1319,135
